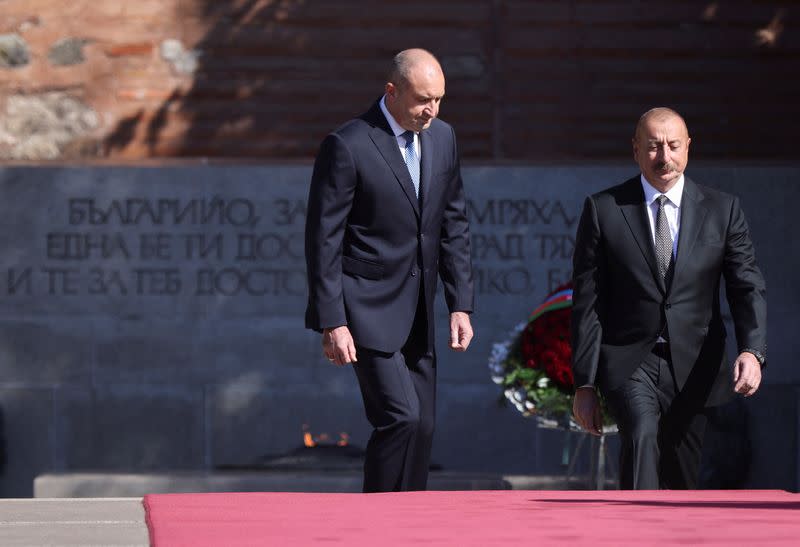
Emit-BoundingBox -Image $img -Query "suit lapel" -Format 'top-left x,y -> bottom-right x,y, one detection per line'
670,177 -> 707,293
363,102 -> 420,218
618,177 -> 665,294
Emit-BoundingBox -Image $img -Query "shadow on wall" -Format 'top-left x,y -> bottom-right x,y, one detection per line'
104,0 -> 391,159
98,2 -> 796,161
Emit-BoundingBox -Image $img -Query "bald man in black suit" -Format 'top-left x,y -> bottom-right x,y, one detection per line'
571,108 -> 767,489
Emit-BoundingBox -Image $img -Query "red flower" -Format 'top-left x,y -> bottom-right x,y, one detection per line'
547,361 -> 574,390
517,284 -> 575,391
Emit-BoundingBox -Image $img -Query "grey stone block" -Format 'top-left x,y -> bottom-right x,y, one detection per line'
56,385 -> 205,470
33,470 -> 514,497
0,319 -> 92,384
48,38 -> 87,66
0,498 -> 148,547
0,34 -> 29,68
0,388 -> 55,497
93,319 -> 197,384
92,317 -> 320,386
193,319 -> 321,385
53,387 -> 93,470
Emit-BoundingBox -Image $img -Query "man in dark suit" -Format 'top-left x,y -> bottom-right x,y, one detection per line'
571,107 -> 767,489
305,49 -> 474,492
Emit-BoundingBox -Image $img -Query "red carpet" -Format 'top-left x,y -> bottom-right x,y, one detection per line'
144,490 -> 800,546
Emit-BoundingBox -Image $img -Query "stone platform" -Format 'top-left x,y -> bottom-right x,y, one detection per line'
34,470 -> 602,498
0,498 -> 148,547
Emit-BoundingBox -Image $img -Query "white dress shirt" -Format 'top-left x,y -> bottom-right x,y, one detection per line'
641,174 -> 684,259
379,95 -> 420,161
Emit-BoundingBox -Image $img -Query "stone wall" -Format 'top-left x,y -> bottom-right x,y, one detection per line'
0,164 -> 797,496
1,1 -> 797,160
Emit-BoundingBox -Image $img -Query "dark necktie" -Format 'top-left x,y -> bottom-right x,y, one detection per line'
402,130 -> 420,198
655,195 -> 674,285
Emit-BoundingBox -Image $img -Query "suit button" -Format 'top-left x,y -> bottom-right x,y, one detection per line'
411,270 -> 417,277
665,303 -> 672,309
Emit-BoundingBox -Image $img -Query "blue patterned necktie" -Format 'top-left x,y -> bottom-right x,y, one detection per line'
402,130 -> 420,198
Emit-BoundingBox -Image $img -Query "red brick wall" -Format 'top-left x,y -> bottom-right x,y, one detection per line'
0,1 -> 796,160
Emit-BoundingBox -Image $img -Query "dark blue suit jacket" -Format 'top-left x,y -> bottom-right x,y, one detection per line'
305,100 -> 474,352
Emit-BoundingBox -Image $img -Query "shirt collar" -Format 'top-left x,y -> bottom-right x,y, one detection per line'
380,95 -> 416,137
641,174 -> 685,208
379,95 -> 408,138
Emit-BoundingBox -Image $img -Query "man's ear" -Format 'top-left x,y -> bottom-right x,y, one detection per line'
385,82 -> 396,100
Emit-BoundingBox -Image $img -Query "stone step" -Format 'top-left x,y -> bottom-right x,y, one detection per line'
0,498 -> 148,547
35,471 -> 611,498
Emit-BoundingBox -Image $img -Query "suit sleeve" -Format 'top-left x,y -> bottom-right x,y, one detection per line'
438,127 -> 474,313
304,133 -> 356,331
723,196 -> 767,363
571,195 -> 604,387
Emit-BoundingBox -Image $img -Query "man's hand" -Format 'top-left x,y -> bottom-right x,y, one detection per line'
449,312 -> 473,351
322,326 -> 357,366
573,386 -> 603,436
733,352 -> 762,397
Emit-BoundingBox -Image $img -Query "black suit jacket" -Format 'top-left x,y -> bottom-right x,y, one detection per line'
571,175 -> 767,407
305,100 -> 474,352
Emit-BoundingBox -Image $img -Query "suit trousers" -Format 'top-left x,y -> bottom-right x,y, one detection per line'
605,343 -> 708,489
352,292 -> 435,492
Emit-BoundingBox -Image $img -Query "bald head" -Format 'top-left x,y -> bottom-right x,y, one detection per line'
632,107 -> 692,192
385,49 -> 446,132
634,107 -> 689,141
388,49 -> 443,91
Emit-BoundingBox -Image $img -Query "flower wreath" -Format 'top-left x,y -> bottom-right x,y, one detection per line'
488,282 -> 614,427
